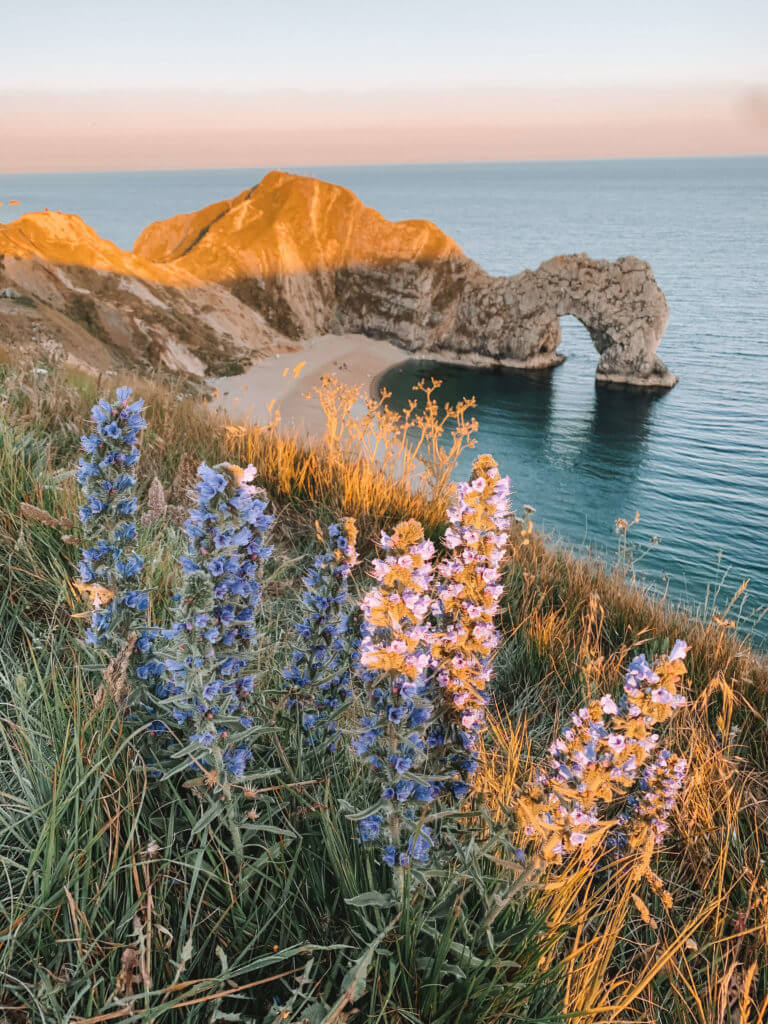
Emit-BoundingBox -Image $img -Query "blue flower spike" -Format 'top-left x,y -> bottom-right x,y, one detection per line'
284,518 -> 358,750
76,386 -> 158,678
158,462 -> 273,789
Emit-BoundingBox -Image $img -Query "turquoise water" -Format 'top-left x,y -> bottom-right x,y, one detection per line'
1,158 -> 766,639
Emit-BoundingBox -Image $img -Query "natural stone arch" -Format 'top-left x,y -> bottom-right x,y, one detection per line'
541,254 -> 673,386
444,254 -> 675,388
551,313 -> 601,369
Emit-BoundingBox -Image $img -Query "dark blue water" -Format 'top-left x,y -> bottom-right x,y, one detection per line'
1,158 -> 766,639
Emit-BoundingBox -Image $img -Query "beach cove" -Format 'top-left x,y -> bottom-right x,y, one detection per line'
3,157 -> 764,637
210,333 -> 411,435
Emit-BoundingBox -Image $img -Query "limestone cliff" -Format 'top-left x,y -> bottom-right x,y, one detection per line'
133,171 -> 465,345
1,171 -> 675,387
135,171 -> 674,387
0,212 -> 280,376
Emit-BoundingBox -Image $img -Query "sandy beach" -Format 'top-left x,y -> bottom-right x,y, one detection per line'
210,333 -> 412,436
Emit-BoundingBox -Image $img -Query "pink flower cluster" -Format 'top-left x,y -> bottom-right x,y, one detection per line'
430,454 -> 511,782
355,520 -> 440,867
360,521 -> 436,682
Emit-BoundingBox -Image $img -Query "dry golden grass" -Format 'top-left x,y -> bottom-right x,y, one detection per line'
224,373 -> 478,542
477,574 -> 768,1022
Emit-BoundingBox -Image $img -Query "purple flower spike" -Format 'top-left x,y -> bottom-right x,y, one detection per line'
76,387 -> 156,678
154,462 -> 274,783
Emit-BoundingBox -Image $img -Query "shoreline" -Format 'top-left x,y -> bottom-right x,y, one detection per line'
211,334 -> 576,435
210,332 -> 676,438
210,334 -> 413,436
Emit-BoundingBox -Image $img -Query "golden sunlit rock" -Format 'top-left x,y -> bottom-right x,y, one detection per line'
0,171 -> 675,387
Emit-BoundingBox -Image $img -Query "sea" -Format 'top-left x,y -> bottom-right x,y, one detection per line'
1,157 -> 766,642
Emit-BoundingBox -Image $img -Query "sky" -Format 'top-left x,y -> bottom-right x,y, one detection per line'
1,0 -> 766,171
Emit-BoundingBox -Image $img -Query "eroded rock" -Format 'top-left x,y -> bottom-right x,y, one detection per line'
136,171 -> 675,387
0,212 -> 281,375
1,172 -> 676,387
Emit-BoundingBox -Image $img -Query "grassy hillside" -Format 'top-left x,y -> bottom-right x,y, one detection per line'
0,348 -> 766,1023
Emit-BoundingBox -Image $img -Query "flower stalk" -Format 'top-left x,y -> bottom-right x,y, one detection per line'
517,642 -> 690,862
430,454 -> 511,792
353,519 -> 438,876
157,463 -> 273,806
76,386 -> 157,691
284,519 -> 358,750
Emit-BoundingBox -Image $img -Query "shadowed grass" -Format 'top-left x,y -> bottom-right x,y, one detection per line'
0,613 -> 559,1023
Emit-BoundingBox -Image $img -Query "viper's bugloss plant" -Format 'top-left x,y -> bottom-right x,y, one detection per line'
517,641 -> 689,862
156,462 -> 273,789
284,518 -> 358,750
620,746 -> 687,849
354,519 -> 440,871
76,386 -> 156,668
430,454 -> 511,791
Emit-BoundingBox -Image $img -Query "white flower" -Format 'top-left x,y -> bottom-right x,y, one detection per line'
651,687 -> 674,705
669,639 -> 689,661
600,694 -> 619,715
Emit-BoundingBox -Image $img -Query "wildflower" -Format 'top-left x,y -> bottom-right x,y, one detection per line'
353,519 -> 438,869
669,639 -> 689,661
618,750 -> 687,847
155,462 -> 273,785
357,813 -> 383,842
429,454 -> 511,789
284,519 -> 358,749
76,387 -> 158,677
518,643 -> 689,862
408,825 -> 433,863
600,694 -> 619,716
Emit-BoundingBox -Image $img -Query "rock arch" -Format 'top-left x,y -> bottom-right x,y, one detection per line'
442,254 -> 675,388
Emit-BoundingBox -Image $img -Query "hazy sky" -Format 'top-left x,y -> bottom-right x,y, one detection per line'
2,0 -> 766,171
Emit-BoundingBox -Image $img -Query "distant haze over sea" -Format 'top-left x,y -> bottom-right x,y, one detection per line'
1,156 -> 766,640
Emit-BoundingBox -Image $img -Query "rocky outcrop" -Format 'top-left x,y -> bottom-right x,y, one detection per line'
135,172 -> 675,387
1,171 -> 675,386
439,253 -> 674,386
0,212 -> 281,376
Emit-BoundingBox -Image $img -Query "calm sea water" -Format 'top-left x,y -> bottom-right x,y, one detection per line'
1,158 -> 766,640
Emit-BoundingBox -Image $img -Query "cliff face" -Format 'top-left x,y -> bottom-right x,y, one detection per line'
0,212 -> 281,376
133,171 -> 466,343
134,171 -> 674,386
1,171 -> 675,387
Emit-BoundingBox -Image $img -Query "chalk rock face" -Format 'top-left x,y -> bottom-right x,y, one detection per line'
443,254 -> 674,386
134,171 -> 464,342
0,212 -> 281,375
136,172 -> 675,387
1,171 -> 675,386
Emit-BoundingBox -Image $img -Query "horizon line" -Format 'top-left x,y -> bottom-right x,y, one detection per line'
2,151 -> 767,178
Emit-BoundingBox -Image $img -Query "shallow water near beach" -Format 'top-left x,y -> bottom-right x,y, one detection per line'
1,157 -> 766,639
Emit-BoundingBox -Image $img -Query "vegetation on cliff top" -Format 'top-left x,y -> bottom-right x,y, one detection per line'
0,348 -> 766,1023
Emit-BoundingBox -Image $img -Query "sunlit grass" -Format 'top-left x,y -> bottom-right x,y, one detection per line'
0,349 -> 766,1021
